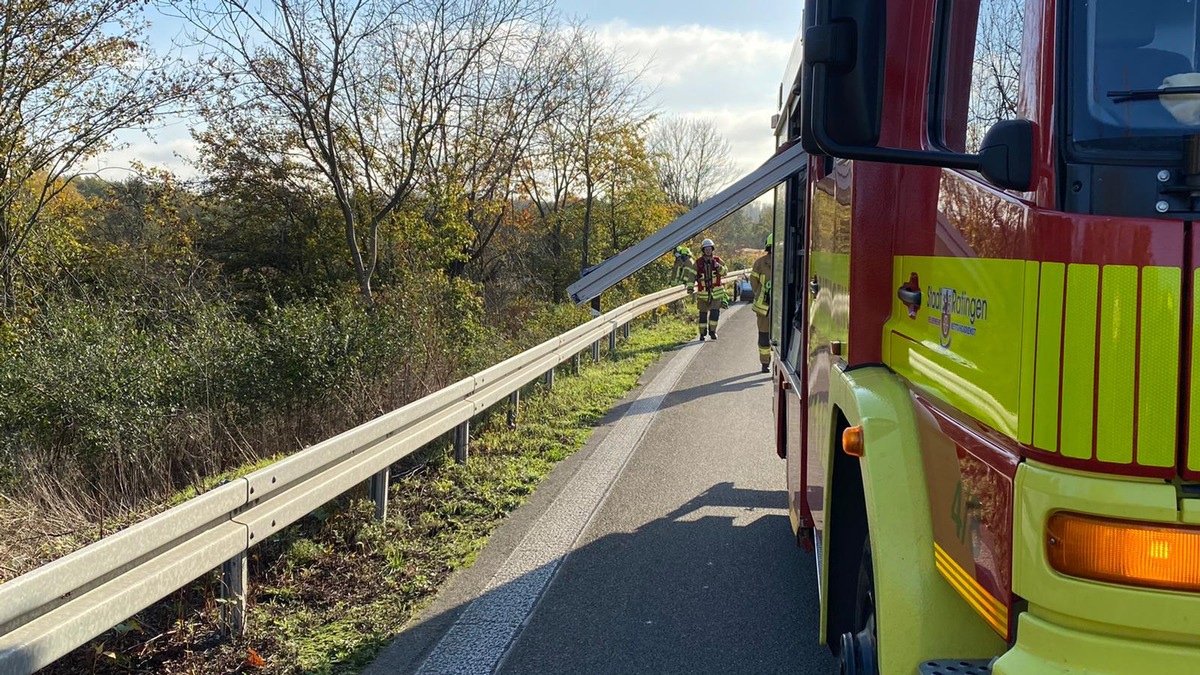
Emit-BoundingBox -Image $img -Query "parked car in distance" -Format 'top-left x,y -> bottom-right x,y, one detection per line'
736,279 -> 753,302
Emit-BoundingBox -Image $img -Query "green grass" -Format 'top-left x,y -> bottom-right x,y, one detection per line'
50,310 -> 696,675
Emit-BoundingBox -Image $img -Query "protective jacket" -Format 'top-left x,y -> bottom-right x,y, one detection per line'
672,254 -> 694,285
695,255 -> 727,300
751,253 -> 773,315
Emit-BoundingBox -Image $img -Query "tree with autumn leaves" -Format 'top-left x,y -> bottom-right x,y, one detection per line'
0,0 -> 744,532
0,0 -> 199,310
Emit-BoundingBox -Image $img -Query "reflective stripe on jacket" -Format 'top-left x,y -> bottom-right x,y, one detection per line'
672,257 -> 694,284
751,253 -> 772,315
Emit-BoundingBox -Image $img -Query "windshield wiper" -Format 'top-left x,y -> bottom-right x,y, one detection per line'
1109,86 -> 1200,103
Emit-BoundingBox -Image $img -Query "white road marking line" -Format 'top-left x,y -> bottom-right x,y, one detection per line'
414,306 -> 741,675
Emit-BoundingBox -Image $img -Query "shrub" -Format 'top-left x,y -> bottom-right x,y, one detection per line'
0,272 -> 496,520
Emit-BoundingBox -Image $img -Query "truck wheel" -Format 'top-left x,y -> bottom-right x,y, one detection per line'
838,539 -> 878,675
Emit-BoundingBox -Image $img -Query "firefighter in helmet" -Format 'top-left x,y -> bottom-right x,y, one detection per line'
751,233 -> 774,372
668,245 -> 695,315
694,238 -> 728,341
672,246 -> 695,290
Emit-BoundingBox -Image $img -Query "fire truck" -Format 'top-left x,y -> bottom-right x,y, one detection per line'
771,0 -> 1200,672
567,0 -> 1200,672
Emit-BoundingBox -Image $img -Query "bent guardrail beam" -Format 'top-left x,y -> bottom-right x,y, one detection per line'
566,143 -> 807,304
0,272 -> 747,674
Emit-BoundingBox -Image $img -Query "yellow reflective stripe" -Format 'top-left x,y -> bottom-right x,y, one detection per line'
1096,265 -> 1137,464
1034,262 -> 1066,453
933,543 -> 1007,637
1138,267 -> 1181,468
1019,262 -> 1040,445
887,258 -> 1181,468
1061,264 -> 1100,460
1191,270 -> 1200,473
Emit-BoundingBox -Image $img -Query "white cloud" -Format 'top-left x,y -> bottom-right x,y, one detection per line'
593,21 -> 792,174
86,124 -> 200,180
92,21 -> 795,183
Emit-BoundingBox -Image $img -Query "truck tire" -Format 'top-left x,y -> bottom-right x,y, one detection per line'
838,538 -> 878,675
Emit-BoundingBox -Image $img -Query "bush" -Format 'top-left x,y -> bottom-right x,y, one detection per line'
0,247 -> 676,529
0,272 -> 494,519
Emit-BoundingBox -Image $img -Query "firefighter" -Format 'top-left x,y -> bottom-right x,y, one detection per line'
695,238 -> 727,341
668,245 -> 695,315
751,233 -> 774,372
672,246 -> 695,291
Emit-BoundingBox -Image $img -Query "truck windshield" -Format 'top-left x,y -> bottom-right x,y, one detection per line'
1070,0 -> 1200,154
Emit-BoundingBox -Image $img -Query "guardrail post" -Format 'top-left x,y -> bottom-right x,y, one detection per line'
220,550 -> 247,637
591,296 -> 603,364
622,322 -> 630,339
368,468 -> 389,520
454,421 -> 470,464
652,309 -> 659,324
507,391 -> 519,428
609,328 -> 617,355
572,352 -> 581,376
543,367 -> 555,390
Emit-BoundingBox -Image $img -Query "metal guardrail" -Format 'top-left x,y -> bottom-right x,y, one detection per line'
566,143 -> 806,304
0,271 -> 749,674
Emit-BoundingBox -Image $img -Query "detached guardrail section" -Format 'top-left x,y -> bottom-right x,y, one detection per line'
0,271 -> 748,674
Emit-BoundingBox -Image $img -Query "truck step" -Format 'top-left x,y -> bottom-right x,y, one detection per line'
918,660 -> 993,675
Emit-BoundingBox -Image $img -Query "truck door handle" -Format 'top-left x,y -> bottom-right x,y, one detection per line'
897,284 -> 921,314
897,286 -> 922,308
897,273 -> 922,319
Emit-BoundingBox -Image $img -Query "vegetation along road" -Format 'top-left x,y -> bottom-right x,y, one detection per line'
0,1 -> 777,673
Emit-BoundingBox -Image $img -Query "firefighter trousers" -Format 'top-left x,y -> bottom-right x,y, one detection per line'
697,296 -> 721,337
756,311 -> 771,364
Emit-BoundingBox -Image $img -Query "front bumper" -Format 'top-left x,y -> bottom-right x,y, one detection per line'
993,612 -> 1200,674
998,460 -> 1200,673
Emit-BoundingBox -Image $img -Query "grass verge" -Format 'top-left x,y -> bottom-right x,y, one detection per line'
42,309 -> 696,675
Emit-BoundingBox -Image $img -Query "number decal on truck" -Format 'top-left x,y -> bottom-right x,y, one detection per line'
951,480 -> 981,553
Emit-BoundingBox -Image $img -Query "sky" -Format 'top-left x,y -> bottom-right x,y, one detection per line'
89,0 -> 805,182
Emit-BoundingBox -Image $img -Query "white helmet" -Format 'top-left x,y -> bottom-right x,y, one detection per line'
701,238 -> 714,249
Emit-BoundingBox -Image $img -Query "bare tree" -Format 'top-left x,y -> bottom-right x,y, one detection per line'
522,64 -> 584,296
561,33 -> 651,272
181,0 -> 553,307
647,115 -> 737,208
966,0 -> 1023,152
0,0 -> 197,309
425,8 -> 568,280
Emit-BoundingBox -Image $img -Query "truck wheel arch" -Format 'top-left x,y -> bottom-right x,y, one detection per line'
825,409 -> 867,654
824,366 -> 1004,670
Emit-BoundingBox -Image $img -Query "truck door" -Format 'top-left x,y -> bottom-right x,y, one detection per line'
779,159 -> 811,535
804,156 -> 851,537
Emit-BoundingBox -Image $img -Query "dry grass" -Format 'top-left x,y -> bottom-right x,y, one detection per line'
0,367 -> 459,583
14,313 -> 694,675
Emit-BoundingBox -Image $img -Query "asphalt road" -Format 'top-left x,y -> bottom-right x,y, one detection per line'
366,306 -> 834,675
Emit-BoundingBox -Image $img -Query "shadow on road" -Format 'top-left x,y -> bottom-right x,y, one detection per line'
605,370 -> 769,421
377,482 -> 835,675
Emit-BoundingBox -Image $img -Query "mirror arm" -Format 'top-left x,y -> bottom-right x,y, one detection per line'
807,62 -> 984,171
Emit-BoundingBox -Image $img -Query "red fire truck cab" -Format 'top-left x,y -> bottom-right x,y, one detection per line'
772,0 -> 1200,673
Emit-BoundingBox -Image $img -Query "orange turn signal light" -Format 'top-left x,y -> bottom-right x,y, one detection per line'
1047,512 -> 1200,592
842,425 -> 865,458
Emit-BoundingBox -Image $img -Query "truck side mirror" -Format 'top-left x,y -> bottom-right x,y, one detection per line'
977,120 -> 1034,192
800,0 -> 1035,192
800,0 -> 884,151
